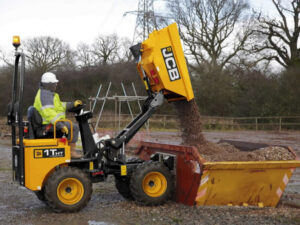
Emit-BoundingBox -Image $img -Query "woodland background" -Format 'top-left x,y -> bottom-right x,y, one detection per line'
1,0 -> 299,118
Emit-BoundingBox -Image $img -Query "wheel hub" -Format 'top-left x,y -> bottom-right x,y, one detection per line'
143,172 -> 167,197
148,180 -> 155,187
57,178 -> 84,205
65,187 -> 72,193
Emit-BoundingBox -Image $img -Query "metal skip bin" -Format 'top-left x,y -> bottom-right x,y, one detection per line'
196,160 -> 300,207
136,141 -> 300,207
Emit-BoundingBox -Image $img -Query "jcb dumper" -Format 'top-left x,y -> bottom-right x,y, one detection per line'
8,23 -> 195,212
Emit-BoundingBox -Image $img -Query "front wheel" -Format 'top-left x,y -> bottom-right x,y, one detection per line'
130,161 -> 174,206
44,167 -> 92,213
35,188 -> 48,205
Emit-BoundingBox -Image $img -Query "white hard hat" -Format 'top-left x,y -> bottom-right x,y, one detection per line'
41,72 -> 59,83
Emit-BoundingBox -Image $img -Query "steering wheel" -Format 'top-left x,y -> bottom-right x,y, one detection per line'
68,104 -> 85,114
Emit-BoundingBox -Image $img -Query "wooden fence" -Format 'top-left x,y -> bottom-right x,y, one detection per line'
93,114 -> 300,131
1,115 -> 300,134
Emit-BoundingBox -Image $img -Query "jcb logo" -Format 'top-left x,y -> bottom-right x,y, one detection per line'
34,148 -> 65,158
34,150 -> 43,158
161,46 -> 181,82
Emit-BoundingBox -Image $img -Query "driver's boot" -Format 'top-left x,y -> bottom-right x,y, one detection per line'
70,143 -> 82,158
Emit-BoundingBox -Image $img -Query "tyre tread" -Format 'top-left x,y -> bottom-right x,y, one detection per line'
44,167 -> 92,213
130,161 -> 174,206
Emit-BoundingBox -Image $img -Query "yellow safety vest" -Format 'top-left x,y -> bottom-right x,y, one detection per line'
34,89 -> 66,125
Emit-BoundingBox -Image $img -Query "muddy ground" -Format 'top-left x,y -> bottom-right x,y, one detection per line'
0,131 -> 300,225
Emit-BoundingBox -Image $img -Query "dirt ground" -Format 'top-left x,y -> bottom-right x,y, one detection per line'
0,131 -> 300,225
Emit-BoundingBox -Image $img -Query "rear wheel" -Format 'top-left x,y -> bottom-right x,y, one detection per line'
44,167 -> 92,213
114,175 -> 134,200
130,161 -> 174,205
114,157 -> 142,201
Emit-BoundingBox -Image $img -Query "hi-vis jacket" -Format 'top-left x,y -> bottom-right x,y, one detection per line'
34,88 -> 72,129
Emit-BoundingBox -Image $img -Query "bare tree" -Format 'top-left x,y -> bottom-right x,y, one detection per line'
0,47 -> 14,68
255,0 -> 300,69
91,34 -> 119,65
24,36 -> 72,72
117,37 -> 134,62
76,43 -> 95,68
167,0 -> 253,72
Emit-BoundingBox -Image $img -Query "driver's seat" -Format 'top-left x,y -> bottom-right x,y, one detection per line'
27,106 -> 54,139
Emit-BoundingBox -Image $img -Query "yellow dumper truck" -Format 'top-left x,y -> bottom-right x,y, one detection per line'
8,23 -> 300,213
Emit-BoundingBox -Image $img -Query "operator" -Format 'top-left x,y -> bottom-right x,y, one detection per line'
33,72 -> 82,158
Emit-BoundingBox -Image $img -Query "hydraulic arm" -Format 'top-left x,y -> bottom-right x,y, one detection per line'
106,92 -> 164,150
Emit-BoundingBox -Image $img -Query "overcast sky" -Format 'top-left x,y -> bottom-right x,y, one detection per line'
0,0 -> 277,53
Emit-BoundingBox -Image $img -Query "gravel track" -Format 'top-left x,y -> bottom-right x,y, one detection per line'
0,131 -> 300,225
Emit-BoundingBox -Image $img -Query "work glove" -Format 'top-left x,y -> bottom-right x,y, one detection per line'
61,126 -> 69,135
74,100 -> 82,107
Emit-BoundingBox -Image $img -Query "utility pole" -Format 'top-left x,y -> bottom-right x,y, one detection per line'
124,0 -> 159,42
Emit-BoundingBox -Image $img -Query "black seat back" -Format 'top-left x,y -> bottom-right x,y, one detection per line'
27,106 -> 49,139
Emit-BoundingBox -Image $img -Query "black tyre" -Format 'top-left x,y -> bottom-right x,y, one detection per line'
114,175 -> 134,200
44,167 -> 92,213
126,157 -> 144,164
114,157 -> 142,201
130,161 -> 174,206
35,188 -> 48,205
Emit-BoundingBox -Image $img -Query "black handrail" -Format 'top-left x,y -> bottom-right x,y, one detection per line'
9,51 -> 25,185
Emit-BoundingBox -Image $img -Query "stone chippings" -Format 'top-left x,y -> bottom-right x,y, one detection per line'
174,100 -> 295,162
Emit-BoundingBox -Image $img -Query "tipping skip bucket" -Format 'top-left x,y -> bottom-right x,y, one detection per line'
136,141 -> 300,207
137,23 -> 194,102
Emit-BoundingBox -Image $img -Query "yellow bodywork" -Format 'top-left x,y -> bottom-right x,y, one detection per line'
195,161 -> 300,207
23,138 -> 71,191
138,23 -> 194,101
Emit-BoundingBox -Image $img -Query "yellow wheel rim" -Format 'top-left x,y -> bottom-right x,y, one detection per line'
143,172 -> 167,197
57,178 -> 84,205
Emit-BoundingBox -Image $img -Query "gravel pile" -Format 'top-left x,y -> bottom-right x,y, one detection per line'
201,144 -> 296,162
174,100 -> 296,162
